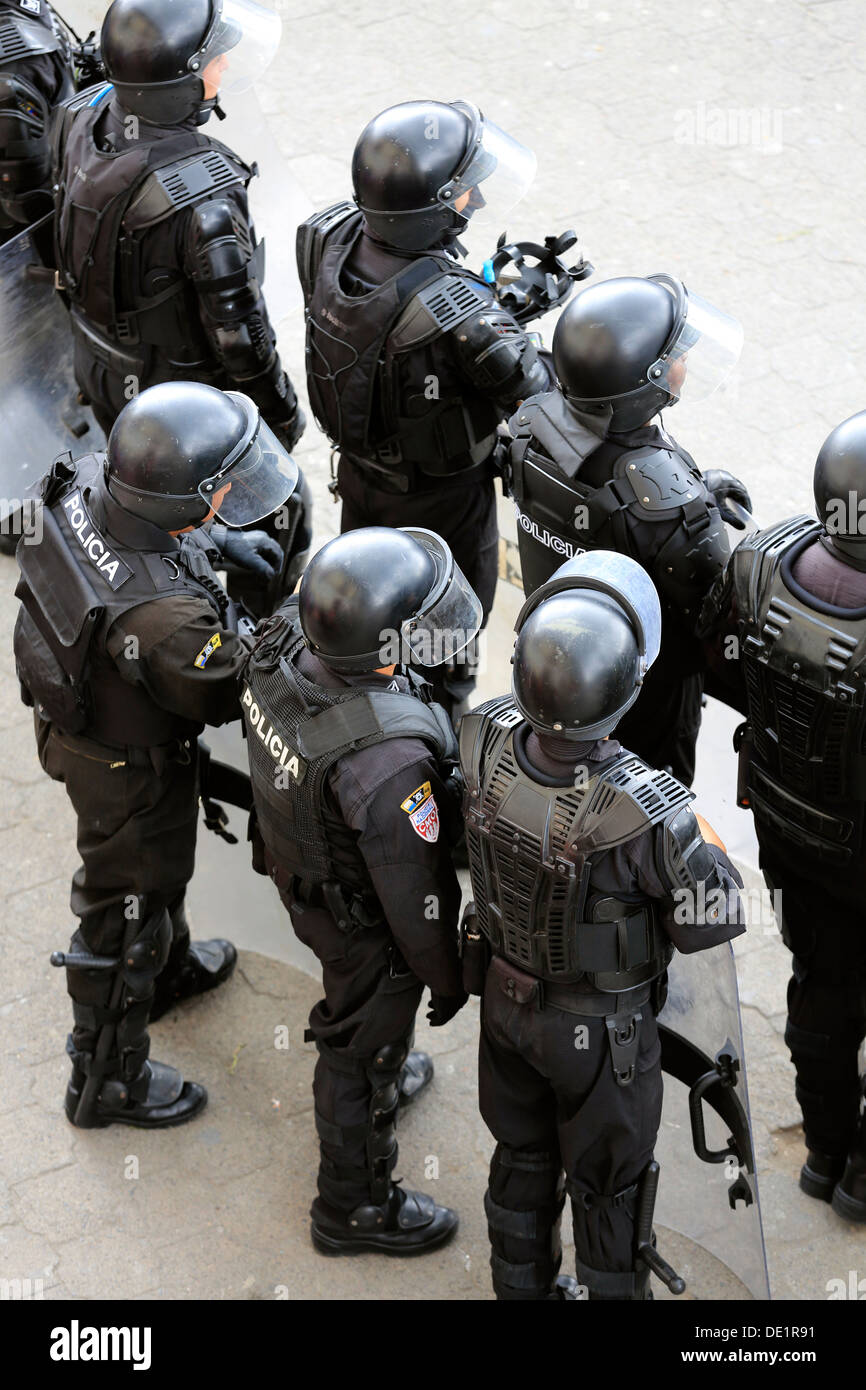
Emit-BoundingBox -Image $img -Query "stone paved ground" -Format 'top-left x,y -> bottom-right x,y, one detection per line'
2,0 -> 866,1301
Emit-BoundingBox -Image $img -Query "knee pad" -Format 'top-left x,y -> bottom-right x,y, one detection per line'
121,908 -> 172,1000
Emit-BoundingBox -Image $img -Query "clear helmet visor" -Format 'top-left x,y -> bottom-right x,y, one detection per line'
197,0 -> 282,97
399,528 -> 483,667
650,283 -> 743,405
439,104 -> 536,237
199,402 -> 298,527
549,549 -> 662,677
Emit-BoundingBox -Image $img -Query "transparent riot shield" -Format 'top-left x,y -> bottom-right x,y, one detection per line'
0,214 -> 104,543
654,942 -> 771,1300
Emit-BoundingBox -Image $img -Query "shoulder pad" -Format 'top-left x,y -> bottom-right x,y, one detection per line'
582,753 -> 693,850
729,514 -> 818,622
508,391 -> 607,480
296,200 -> 360,303
0,11 -> 60,62
615,445 -> 707,518
57,80 -> 111,115
296,688 -> 454,763
458,695 -> 518,792
123,148 -> 246,231
389,271 -> 491,351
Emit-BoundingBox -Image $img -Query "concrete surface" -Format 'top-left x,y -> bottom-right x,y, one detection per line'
2,0 -> 866,1302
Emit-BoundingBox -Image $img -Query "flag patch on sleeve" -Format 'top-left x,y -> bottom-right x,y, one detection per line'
401,782 -> 432,815
194,633 -> 222,669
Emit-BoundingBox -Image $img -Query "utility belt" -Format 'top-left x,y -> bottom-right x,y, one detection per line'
460,902 -> 670,997
288,873 -> 384,935
338,444 -> 495,497
44,722 -> 196,776
485,953 -> 657,1089
464,904 -> 671,993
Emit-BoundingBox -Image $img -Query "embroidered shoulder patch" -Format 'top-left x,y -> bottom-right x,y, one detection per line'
194,633 -> 222,669
401,782 -> 432,815
409,795 -> 439,843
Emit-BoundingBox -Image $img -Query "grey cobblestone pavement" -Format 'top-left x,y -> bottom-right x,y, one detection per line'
1,0 -> 865,1300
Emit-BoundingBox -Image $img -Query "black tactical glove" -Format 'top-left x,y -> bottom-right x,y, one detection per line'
426,991 -> 469,1027
702,470 -> 752,530
273,404 -> 307,454
210,525 -> 283,580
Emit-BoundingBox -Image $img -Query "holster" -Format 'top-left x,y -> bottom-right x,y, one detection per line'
460,903 -> 491,996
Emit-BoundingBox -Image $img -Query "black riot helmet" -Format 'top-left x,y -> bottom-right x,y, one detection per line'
814,410 -> 866,564
553,275 -> 743,432
101,0 -> 281,126
352,99 -> 536,252
106,381 -> 299,532
512,551 -> 663,741
299,526 -> 483,674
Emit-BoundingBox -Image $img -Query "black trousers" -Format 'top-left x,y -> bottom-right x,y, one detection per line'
37,720 -> 199,1054
478,964 -> 663,1300
761,854 -> 866,1159
337,459 -> 499,712
282,884 -> 424,1213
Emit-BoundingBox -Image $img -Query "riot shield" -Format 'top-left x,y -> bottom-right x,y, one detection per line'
654,942 -> 770,1300
0,214 -> 104,543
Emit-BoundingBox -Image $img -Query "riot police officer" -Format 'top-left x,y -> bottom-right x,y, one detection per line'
0,0 -> 74,239
14,380 -> 300,1129
459,550 -> 745,1299
504,274 -> 749,783
242,527 -> 482,1253
296,99 -> 552,715
701,410 -> 866,1222
52,0 -> 305,456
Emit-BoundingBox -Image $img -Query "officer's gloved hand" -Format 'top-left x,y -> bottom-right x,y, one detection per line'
702,470 -> 752,529
426,991 -> 469,1028
210,524 -> 283,580
273,405 -> 307,454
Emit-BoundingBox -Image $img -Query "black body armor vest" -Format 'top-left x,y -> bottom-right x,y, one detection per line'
53,84 -> 251,353
507,392 -> 729,608
297,202 -> 500,484
242,604 -> 457,899
14,453 -> 229,745
733,515 -> 866,885
460,698 -> 693,990
0,1 -> 72,224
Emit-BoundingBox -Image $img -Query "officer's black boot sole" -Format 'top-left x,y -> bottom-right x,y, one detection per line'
64,1079 -> 208,1130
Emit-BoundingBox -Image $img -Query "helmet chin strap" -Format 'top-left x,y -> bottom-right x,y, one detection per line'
195,98 -> 226,126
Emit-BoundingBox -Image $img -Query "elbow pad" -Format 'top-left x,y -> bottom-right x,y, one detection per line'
452,306 -> 544,402
660,807 -> 745,936
189,198 -> 277,376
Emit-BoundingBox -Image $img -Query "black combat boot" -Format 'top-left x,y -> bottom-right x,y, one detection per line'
150,938 -> 238,1022
799,1149 -> 846,1203
65,1057 -> 207,1130
310,1186 -> 458,1257
62,907 -> 208,1129
832,1156 -> 866,1222
398,1050 -> 433,1107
